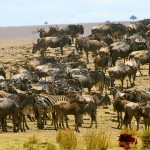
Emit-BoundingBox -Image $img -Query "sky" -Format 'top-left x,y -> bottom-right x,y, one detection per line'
0,0 -> 150,27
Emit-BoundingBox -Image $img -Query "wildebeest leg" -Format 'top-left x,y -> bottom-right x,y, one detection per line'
91,114 -> 97,128
12,115 -> 20,133
135,116 -> 140,130
75,115 -> 80,132
1,116 -> 7,132
132,75 -> 136,86
50,112 -> 54,126
128,76 -> 132,87
60,115 -> 65,129
123,110 -> 133,129
117,111 -> 119,122
65,115 -> 69,129
24,116 -> 29,130
120,112 -> 123,129
88,87 -> 91,94
19,114 -> 24,132
27,114 -> 35,121
117,112 -> 121,129
138,69 -> 143,76
54,112 -> 58,131
37,114 -> 44,129
85,51 -> 89,63
121,78 -> 124,88
60,46 -> 63,55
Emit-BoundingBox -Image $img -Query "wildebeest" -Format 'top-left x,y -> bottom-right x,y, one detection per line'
108,41 -> 132,66
32,36 -> 71,56
125,58 -> 143,86
0,96 -> 20,132
113,97 -> 130,129
37,26 -> 58,38
94,46 -> 110,72
129,50 -> 150,65
81,38 -> 108,63
18,93 -> 36,131
56,24 -> 84,43
53,100 -> 96,132
91,23 -> 127,41
123,102 -> 147,130
0,64 -> 6,80
76,67 -> 106,94
124,88 -> 150,102
108,63 -> 130,88
142,105 -> 150,129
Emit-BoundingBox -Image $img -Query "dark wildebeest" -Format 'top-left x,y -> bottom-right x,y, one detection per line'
124,88 -> 150,102
0,96 -> 20,132
37,26 -> 58,38
108,41 -> 132,67
32,36 -> 72,56
56,24 -> 84,43
76,68 -> 106,94
53,100 -> 96,132
18,93 -> 36,132
108,63 -> 130,88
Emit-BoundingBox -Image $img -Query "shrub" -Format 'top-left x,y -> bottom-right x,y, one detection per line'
23,135 -> 57,150
23,135 -> 39,150
56,129 -> 77,150
140,129 -> 150,149
84,129 -> 110,150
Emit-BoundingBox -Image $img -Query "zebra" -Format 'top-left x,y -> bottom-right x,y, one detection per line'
34,94 -> 75,129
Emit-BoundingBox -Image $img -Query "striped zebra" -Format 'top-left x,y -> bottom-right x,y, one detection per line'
35,94 -> 74,129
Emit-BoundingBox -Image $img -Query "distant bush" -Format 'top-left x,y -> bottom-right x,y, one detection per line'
56,129 -> 77,150
84,129 -> 110,150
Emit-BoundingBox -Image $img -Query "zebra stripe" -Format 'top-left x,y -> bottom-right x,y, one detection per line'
36,94 -> 71,113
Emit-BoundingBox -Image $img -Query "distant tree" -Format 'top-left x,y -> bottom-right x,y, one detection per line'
105,20 -> 111,24
130,15 -> 137,22
44,21 -> 48,25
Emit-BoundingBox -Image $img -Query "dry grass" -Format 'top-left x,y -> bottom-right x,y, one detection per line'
84,129 -> 110,150
56,129 -> 77,150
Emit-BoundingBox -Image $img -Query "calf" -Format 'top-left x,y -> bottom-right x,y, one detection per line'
54,100 -> 96,132
113,97 -> 130,129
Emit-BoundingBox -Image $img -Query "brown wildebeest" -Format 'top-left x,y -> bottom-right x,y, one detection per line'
123,101 -> 147,130
53,100 -> 97,132
81,38 -> 107,63
113,97 -> 130,129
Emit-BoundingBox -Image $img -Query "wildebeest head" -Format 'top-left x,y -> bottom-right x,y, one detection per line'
142,105 -> 150,118
77,24 -> 84,34
32,43 -> 39,54
37,28 -> 46,38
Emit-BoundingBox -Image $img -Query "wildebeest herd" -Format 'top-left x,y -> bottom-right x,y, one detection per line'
0,19 -> 150,133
